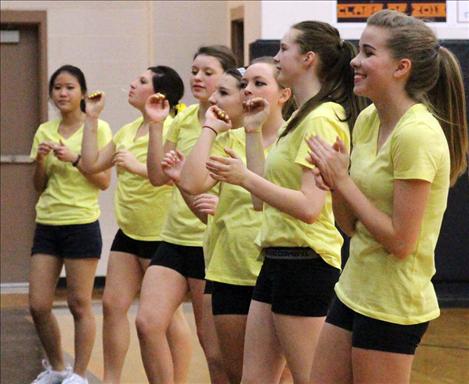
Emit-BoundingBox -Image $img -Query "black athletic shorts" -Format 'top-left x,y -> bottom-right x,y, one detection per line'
212,281 -> 254,315
326,296 -> 430,355
252,247 -> 339,316
150,241 -> 205,279
110,229 -> 162,259
31,221 -> 102,259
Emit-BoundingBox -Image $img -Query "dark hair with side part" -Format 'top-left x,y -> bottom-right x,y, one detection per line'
368,9 -> 468,185
148,65 -> 184,114
279,21 -> 368,139
250,56 -> 297,120
193,45 -> 237,71
49,65 -> 88,113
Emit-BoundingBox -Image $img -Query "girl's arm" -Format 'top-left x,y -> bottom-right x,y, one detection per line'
179,105 -> 231,194
309,135 -> 430,260
191,193 -> 219,224
161,150 -> 216,224
336,176 -> 430,259
310,164 -> 357,235
113,149 -> 148,178
81,116 -> 115,174
53,141 -> 111,190
244,98 -> 271,210
33,142 -> 53,192
145,94 -> 174,186
75,159 -> 111,190
206,149 -> 326,224
81,92 -> 115,174
245,131 -> 265,210
178,190 -> 217,224
331,190 -> 357,237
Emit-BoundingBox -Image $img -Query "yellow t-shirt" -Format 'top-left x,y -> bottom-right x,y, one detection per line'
335,103 -> 450,325
256,102 -> 350,269
160,104 -> 207,246
113,116 -> 173,241
205,129 -> 271,286
30,118 -> 112,225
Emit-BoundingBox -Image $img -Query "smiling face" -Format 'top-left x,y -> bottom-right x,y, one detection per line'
190,54 -> 225,102
50,72 -> 84,113
351,25 -> 400,101
128,70 -> 155,110
208,73 -> 243,125
273,28 -> 305,87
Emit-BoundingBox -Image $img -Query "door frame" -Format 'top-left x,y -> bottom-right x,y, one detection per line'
1,10 -> 48,122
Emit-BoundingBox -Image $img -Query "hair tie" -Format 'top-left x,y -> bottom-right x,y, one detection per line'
339,39 -> 344,49
236,67 -> 246,76
175,102 -> 187,113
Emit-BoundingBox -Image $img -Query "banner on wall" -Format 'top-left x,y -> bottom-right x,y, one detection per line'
337,0 -> 447,22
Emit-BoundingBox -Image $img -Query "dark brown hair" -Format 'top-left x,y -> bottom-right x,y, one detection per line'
193,45 -> 237,71
279,21 -> 368,139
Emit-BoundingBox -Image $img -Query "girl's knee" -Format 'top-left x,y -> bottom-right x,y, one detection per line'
136,310 -> 167,338
67,295 -> 92,319
102,293 -> 131,317
29,300 -> 53,320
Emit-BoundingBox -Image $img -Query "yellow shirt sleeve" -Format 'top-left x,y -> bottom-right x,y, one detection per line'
392,120 -> 444,182
295,115 -> 350,170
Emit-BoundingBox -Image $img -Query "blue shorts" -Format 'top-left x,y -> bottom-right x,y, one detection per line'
150,241 -> 205,279
31,221 -> 102,259
326,296 -> 430,355
110,229 -> 162,259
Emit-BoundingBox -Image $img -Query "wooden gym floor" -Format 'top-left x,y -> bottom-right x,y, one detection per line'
1,290 -> 468,384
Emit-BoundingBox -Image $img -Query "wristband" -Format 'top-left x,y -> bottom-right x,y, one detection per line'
203,125 -> 218,136
72,154 -> 81,167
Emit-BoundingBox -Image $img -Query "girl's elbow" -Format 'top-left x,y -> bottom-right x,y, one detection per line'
389,241 -> 416,260
99,181 -> 111,191
149,175 -> 166,187
300,209 -> 320,224
179,179 -> 198,195
253,203 -> 263,211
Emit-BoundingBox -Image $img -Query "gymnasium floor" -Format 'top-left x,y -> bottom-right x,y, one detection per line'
1,290 -> 468,384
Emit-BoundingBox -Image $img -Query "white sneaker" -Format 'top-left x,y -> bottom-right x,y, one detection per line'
31,359 -> 71,384
62,373 -> 88,384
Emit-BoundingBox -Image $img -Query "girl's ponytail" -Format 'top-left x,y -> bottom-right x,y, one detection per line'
427,47 -> 468,185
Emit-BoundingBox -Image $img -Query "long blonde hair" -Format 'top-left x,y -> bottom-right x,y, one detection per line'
368,9 -> 468,185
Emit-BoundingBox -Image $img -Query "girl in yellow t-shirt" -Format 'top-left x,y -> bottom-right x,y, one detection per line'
80,66 -> 192,383
308,10 -> 468,384
207,22 -> 366,383
174,59 -> 291,383
136,46 -> 237,384
29,65 -> 112,384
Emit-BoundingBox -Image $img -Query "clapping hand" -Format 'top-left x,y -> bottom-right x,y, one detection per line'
161,149 -> 185,183
192,193 -> 219,216
306,135 -> 349,191
206,147 -> 247,186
